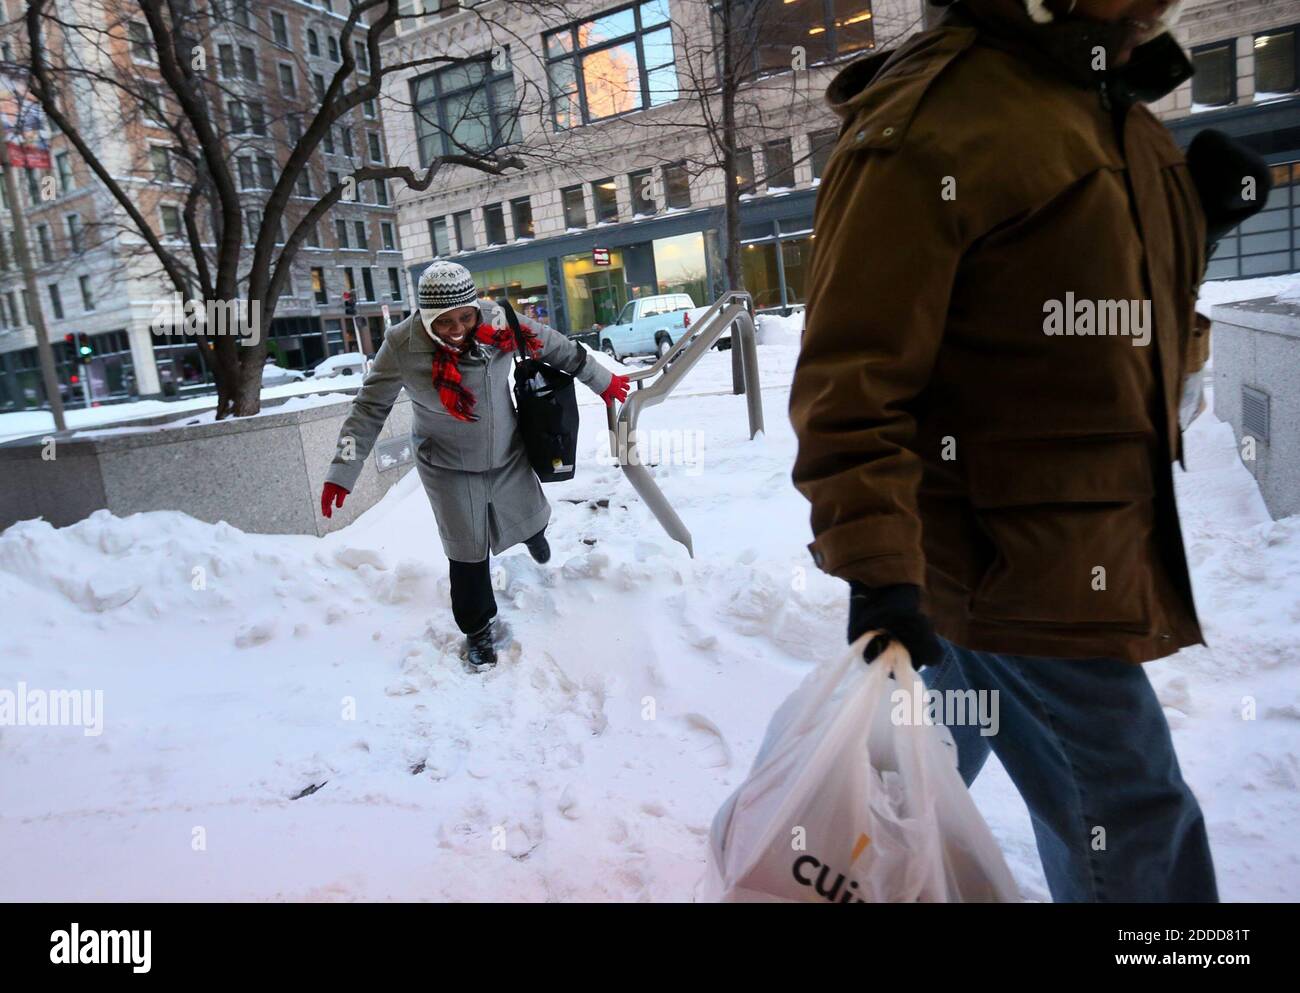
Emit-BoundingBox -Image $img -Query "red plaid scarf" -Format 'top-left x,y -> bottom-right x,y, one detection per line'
430,322 -> 543,422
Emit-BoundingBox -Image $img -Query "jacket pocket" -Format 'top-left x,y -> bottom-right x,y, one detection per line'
964,436 -> 1157,631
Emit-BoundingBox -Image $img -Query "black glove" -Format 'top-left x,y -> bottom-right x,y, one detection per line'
847,582 -> 946,669
1186,129 -> 1273,254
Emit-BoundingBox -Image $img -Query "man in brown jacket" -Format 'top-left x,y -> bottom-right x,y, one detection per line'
790,0 -> 1268,901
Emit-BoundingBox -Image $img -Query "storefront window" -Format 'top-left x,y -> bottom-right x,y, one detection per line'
472,260 -> 552,325
741,241 -> 782,310
563,249 -> 629,331
652,232 -> 708,303
780,236 -> 812,305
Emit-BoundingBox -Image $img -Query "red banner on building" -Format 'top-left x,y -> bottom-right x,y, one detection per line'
6,143 -> 51,169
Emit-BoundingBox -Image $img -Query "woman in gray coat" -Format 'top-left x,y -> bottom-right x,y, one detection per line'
319,261 -> 629,669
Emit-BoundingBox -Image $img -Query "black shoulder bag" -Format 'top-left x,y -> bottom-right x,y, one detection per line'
500,298 -> 583,483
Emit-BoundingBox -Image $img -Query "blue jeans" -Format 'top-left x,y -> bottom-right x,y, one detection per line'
921,639 -> 1218,902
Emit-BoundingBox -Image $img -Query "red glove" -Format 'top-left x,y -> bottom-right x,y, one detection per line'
600,373 -> 630,407
321,482 -> 349,518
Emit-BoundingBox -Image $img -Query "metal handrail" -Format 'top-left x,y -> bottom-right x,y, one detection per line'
602,290 -> 764,557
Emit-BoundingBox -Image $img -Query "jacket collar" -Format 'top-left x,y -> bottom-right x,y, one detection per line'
943,0 -> 1192,105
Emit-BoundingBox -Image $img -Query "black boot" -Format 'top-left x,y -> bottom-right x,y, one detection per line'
465,619 -> 498,671
525,530 -> 551,564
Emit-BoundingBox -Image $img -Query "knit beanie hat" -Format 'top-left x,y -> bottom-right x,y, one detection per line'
418,261 -> 479,332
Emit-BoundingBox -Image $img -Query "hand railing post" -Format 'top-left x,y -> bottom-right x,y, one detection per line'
605,291 -> 763,556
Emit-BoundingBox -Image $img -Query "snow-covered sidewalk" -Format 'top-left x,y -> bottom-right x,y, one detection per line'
1,297 -> 1297,901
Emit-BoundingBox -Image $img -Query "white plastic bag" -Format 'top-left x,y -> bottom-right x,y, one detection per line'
704,635 -> 1019,903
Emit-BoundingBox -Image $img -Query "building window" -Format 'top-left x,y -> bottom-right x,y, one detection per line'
364,98 -> 377,119
278,63 -> 297,97
482,203 -> 506,245
287,113 -> 304,144
79,275 -> 95,311
388,267 -> 403,300
453,209 -> 475,250
128,21 -> 153,61
341,127 -> 353,156
544,0 -> 676,129
510,196 -> 534,239
48,283 -> 64,320
307,222 -> 321,248
738,146 -> 759,192
36,224 -> 54,264
429,216 -> 450,255
410,48 -> 520,165
362,267 -> 376,301
368,131 -> 383,162
335,218 -> 350,249
238,157 -> 254,189
245,209 -> 262,243
354,220 -> 368,249
663,161 -> 690,208
375,179 -> 389,205
66,214 -> 83,253
1192,42 -> 1236,106
327,35 -> 339,62
307,30 -> 320,57
140,81 -> 165,123
257,155 -> 275,189
297,170 -> 313,196
381,221 -> 396,251
732,0 -> 874,77
764,137 -> 795,189
150,145 -> 173,181
628,167 -> 655,214
324,128 -> 336,155
561,185 -> 587,228
312,267 -> 328,303
55,152 -> 74,194
160,205 -> 182,239
1254,27 -> 1298,95
592,178 -> 618,222
271,11 -> 289,49
809,129 -> 837,179
219,43 -> 236,77
354,40 -> 370,73
239,45 -> 258,82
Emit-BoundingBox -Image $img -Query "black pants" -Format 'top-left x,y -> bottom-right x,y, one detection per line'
447,528 -> 545,635
448,558 -> 496,636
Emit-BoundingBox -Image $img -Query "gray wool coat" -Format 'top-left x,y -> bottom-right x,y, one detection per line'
325,298 -> 613,561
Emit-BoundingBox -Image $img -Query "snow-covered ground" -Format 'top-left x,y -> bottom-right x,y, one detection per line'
1,283 -> 1297,901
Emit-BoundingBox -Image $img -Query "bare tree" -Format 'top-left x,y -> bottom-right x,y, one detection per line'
18,0 -> 558,417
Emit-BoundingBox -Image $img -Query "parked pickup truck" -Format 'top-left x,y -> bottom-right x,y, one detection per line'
597,293 -> 712,362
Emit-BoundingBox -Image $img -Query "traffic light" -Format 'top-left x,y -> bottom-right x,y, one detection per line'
343,290 -> 356,316
77,332 -> 93,358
